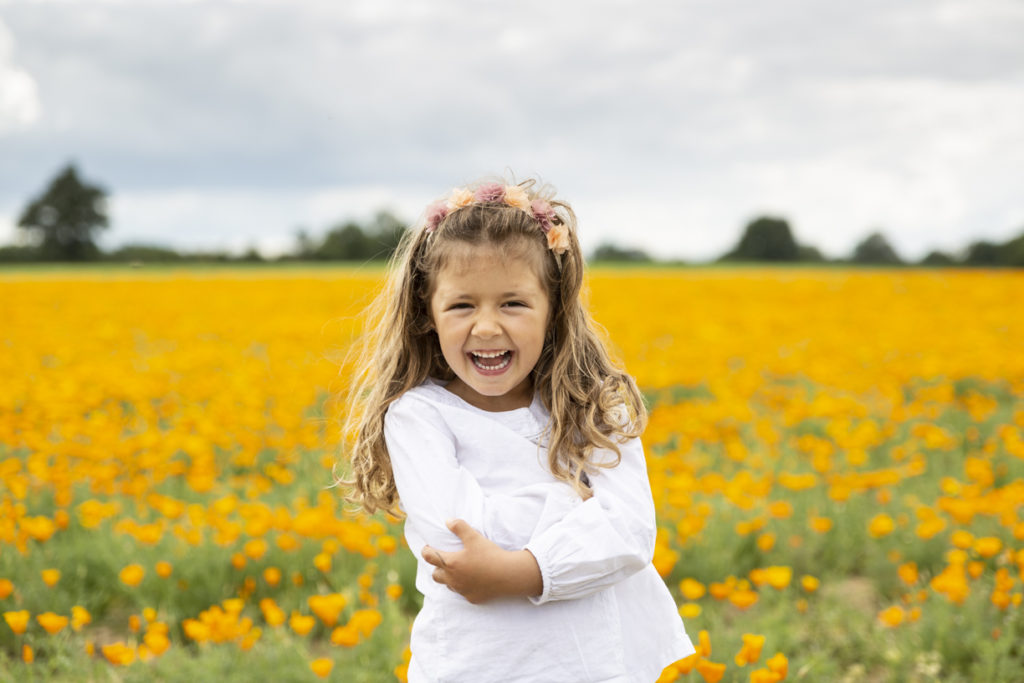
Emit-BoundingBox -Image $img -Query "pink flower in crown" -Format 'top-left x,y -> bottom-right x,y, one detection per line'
474,182 -> 505,203
448,187 -> 475,209
530,199 -> 556,233
546,223 -> 570,255
503,185 -> 531,211
424,201 -> 449,232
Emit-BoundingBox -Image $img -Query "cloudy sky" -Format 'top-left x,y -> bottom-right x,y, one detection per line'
2,0 -> 1022,260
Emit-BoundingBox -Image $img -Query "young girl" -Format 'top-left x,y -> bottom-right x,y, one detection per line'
345,178 -> 695,681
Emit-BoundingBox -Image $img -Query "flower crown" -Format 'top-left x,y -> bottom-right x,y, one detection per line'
423,182 -> 571,255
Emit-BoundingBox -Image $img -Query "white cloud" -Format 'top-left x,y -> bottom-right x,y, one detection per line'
1,1 -> 1022,259
0,19 -> 41,133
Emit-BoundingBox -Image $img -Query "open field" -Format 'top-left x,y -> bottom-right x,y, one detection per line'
1,267 -> 1023,682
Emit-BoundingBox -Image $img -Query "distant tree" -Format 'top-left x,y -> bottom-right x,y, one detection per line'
17,163 -> 109,260
851,231 -> 903,265
1002,231 -> 1024,266
108,244 -> 184,263
240,246 -> 264,263
920,250 -> 956,266
0,244 -> 41,263
963,240 -> 1000,266
797,245 -> 826,262
293,228 -> 316,259
722,216 -> 800,262
365,211 -> 408,261
310,211 -> 408,261
316,222 -> 372,260
591,242 -> 653,263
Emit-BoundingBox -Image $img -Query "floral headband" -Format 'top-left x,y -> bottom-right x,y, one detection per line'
423,182 -> 570,255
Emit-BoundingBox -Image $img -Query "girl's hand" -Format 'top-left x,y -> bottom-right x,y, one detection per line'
422,519 -> 543,604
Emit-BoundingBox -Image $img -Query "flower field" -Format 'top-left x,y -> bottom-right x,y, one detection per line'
1,266 -> 1022,682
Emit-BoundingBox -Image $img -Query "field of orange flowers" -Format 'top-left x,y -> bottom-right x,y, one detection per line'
1,266 -> 1022,682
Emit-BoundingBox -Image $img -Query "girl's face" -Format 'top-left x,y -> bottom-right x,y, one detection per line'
429,244 -> 551,412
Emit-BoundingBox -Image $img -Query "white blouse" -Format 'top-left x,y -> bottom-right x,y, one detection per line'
384,378 -> 695,683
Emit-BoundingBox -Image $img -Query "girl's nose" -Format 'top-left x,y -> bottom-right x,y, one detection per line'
471,313 -> 501,338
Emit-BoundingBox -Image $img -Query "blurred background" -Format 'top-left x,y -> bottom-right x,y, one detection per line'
2,0 -> 1023,266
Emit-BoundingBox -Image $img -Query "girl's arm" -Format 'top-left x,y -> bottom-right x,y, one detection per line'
522,434 -> 656,603
384,393 -> 578,555
426,435 -> 657,605
387,393 -> 656,604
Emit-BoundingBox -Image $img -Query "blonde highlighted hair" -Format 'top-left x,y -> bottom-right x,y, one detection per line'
342,177 -> 647,514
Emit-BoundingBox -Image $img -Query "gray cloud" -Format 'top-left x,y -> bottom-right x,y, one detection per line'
2,0 -> 1023,259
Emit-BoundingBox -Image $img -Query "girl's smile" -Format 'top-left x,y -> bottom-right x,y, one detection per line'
429,245 -> 550,412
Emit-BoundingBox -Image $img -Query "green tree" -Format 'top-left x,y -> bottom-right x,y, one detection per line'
963,240 -> 1000,266
316,222 -> 373,260
590,242 -> 653,263
18,163 -> 109,260
920,250 -> 956,266
851,231 -> 903,265
722,216 -> 800,262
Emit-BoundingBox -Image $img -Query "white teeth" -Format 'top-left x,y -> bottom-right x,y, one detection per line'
471,351 -> 508,358
471,352 -> 511,371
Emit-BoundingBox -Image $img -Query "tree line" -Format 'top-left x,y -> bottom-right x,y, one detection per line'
3,163 -> 1022,267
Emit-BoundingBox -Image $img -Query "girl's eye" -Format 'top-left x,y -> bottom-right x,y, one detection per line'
448,303 -> 472,310
504,301 -> 526,308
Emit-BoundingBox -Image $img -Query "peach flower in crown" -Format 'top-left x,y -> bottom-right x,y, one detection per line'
503,185 -> 531,211
545,223 -> 570,255
448,188 -> 475,209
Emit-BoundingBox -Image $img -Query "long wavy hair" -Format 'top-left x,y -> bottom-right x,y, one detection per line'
342,177 -> 647,515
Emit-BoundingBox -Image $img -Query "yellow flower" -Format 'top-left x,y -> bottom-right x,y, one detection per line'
144,630 -> 171,656
801,575 -> 820,592
289,611 -> 315,636
868,514 -> 895,538
751,668 -> 783,683
244,538 -> 268,560
102,642 -> 136,666
678,603 -> 702,618
331,624 -> 360,647
37,612 -> 69,635
41,569 -> 61,587
878,605 -> 906,627
763,566 -> 791,590
313,552 -> 332,572
308,593 -> 347,627
0,579 -> 14,599
694,659 -> 726,683
898,562 -> 918,585
734,633 -> 766,666
22,644 -> 33,663
310,658 -> 334,678
810,516 -> 833,533
766,652 -> 788,677
4,610 -> 30,634
348,608 -> 383,638
71,606 -> 92,631
974,536 -> 1002,558
155,561 -> 173,578
119,564 -> 145,587
679,578 -> 706,601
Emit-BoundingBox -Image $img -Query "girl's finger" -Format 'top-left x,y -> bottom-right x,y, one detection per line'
431,567 -> 447,585
421,546 -> 444,567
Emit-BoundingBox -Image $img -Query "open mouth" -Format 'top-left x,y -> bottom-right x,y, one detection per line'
469,350 -> 513,371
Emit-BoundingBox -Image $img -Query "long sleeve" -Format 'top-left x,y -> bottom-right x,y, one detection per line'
384,392 -> 578,554
524,435 -> 657,604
